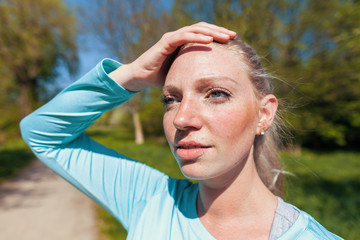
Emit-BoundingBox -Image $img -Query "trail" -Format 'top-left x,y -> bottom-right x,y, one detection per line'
0,159 -> 98,240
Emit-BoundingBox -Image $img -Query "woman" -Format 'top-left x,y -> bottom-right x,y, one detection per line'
20,22 -> 342,239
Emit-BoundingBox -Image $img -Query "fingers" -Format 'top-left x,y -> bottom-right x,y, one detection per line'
188,22 -> 237,41
127,22 -> 237,90
160,22 -> 237,55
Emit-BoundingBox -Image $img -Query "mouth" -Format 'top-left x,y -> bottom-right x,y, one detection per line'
175,141 -> 211,160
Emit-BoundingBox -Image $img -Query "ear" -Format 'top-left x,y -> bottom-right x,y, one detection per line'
256,94 -> 278,135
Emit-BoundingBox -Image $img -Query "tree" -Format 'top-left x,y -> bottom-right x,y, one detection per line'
0,0 -> 78,122
140,88 -> 166,139
171,0 -> 360,149
291,0 -> 360,149
81,0 -> 174,144
172,0 -> 286,57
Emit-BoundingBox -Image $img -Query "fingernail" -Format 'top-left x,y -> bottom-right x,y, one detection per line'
202,36 -> 213,41
219,33 -> 230,38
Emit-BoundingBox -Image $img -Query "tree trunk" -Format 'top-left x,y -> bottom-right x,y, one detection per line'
18,82 -> 33,121
131,109 -> 144,144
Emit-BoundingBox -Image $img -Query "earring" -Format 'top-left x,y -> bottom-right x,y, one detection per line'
260,130 -> 265,135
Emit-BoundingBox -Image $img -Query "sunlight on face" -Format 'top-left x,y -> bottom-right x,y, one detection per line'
163,43 -> 261,183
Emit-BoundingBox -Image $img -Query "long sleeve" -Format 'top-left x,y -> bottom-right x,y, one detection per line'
20,58 -> 169,230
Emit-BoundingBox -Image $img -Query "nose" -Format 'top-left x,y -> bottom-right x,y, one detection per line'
173,97 -> 202,131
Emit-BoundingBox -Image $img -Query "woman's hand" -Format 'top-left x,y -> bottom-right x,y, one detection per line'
109,22 -> 236,92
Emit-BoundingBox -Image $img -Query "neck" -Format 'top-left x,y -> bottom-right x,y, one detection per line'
196,147 -> 277,239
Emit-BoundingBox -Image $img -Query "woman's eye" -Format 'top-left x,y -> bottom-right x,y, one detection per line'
207,89 -> 231,100
161,96 -> 177,106
209,91 -> 227,98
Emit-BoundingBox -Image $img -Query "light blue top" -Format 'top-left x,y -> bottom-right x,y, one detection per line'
20,58 -> 343,240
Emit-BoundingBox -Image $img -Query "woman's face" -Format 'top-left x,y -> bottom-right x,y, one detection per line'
163,44 -> 262,182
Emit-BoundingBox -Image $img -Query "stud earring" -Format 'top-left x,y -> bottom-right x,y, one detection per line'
260,130 -> 265,135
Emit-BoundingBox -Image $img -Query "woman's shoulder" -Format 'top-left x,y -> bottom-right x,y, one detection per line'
167,178 -> 197,197
278,201 -> 343,240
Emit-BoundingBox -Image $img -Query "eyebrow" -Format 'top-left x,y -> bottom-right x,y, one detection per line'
162,84 -> 180,95
194,76 -> 239,89
163,76 -> 239,94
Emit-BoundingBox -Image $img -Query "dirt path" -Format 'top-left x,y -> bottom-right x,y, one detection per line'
0,159 -> 98,240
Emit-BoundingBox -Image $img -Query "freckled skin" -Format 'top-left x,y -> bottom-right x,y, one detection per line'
163,44 -> 261,184
107,22 -> 278,238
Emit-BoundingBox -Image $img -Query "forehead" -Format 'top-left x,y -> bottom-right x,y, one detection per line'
165,43 -> 248,86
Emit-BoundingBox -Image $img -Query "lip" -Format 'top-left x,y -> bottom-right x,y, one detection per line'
175,141 -> 211,160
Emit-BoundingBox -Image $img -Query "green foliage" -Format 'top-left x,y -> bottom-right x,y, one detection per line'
0,139 -> 34,183
96,206 -> 128,240
287,0 -> 360,149
0,0 -> 78,122
171,0 -> 360,149
172,0 -> 286,59
282,150 -> 360,239
0,95 -> 20,142
139,88 -> 166,138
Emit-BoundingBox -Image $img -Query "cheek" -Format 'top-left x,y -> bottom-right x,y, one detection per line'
163,113 -> 173,139
213,105 -> 258,138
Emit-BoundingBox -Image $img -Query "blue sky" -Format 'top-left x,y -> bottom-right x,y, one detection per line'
55,0 -> 173,92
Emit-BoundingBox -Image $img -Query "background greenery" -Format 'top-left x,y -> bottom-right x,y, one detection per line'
0,0 -> 359,239
0,139 -> 33,184
1,0 -> 360,148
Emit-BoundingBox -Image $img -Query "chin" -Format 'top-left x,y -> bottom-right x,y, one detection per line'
180,165 -> 209,181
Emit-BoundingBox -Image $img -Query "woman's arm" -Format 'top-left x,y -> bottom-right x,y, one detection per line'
20,59 -> 170,229
20,22 -> 236,229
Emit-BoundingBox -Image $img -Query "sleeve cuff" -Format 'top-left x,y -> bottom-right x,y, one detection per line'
96,58 -> 139,98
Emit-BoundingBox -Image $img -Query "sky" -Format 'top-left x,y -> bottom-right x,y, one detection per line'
54,0 -> 173,92
55,0 -> 110,90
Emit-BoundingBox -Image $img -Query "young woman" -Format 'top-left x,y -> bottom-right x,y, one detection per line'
20,22 -> 342,239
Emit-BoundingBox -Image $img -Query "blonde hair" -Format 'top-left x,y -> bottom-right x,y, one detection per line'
221,38 -> 285,196
172,39 -> 286,196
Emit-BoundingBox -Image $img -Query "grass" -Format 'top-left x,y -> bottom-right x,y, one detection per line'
282,151 -> 360,239
0,138 -> 34,184
87,127 -> 359,240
